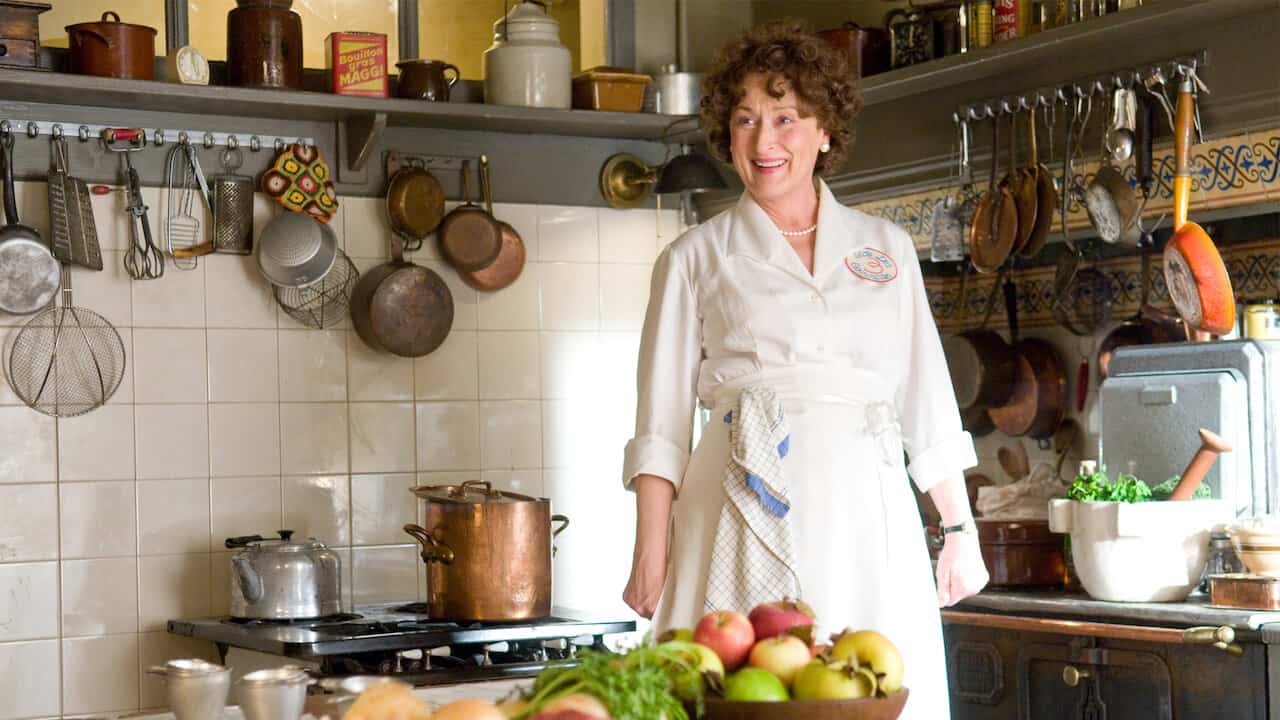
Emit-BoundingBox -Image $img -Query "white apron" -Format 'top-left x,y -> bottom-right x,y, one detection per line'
654,366 -> 951,720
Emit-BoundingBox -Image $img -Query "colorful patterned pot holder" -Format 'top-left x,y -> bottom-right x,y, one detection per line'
260,143 -> 340,223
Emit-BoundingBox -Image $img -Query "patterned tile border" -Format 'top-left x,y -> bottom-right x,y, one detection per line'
853,129 -> 1279,253
925,237 -> 1280,333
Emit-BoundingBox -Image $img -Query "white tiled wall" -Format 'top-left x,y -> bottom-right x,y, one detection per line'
0,179 -> 680,718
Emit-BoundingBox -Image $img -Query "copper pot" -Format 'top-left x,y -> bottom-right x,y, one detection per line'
404,481 -> 568,621
226,0 -> 303,90
66,12 -> 157,80
978,519 -> 1067,588
814,22 -> 890,78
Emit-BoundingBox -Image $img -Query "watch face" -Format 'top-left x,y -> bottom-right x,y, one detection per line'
177,47 -> 209,84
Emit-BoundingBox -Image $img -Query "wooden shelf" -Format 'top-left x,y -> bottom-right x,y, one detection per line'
0,68 -> 697,142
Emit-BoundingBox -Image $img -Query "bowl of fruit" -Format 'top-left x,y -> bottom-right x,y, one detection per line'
502,599 -> 908,720
681,602 -> 909,720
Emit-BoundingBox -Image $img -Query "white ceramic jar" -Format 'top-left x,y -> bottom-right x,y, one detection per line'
483,1 -> 571,109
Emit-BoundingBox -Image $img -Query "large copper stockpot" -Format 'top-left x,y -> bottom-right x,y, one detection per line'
404,481 -> 568,621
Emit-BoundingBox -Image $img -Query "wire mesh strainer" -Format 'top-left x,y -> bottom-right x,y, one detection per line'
273,249 -> 359,329
6,266 -> 126,417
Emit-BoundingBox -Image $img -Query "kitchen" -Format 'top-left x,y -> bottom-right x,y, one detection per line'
0,0 -> 1276,718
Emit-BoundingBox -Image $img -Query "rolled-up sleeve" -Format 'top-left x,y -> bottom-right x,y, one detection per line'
622,245 -> 701,495
895,238 -> 978,493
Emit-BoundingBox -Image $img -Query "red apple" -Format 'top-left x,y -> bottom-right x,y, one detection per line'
694,610 -> 756,670
748,634 -> 812,686
748,599 -> 815,641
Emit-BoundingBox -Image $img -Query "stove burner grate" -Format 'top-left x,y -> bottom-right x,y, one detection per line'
226,612 -> 363,626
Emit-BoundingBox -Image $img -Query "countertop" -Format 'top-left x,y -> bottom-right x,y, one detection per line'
953,588 -> 1280,631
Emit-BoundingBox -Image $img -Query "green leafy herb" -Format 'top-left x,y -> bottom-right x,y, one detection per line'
1067,467 -> 1152,503
516,644 -> 704,720
1150,475 -> 1212,501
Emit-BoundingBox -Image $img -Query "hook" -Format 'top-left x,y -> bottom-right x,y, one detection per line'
0,120 -> 10,138
274,138 -> 285,152
26,122 -> 38,138
154,130 -> 165,146
999,99 -> 1013,116
51,124 -> 63,140
178,131 -> 190,146
227,135 -> 239,150
203,132 -> 216,149
249,135 -> 261,152
78,125 -> 90,142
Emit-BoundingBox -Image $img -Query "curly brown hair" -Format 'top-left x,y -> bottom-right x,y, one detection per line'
701,20 -> 863,176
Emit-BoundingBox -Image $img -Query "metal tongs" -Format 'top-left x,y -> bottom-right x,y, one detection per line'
104,128 -> 163,280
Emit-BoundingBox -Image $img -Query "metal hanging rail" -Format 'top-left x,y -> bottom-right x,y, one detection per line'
954,50 -> 1210,125
0,119 -> 313,153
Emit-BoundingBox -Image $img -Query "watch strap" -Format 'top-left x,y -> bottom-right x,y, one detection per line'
941,519 -> 976,535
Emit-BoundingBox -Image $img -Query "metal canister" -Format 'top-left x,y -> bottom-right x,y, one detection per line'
994,0 -> 1020,41
226,0 -> 304,90
969,1 -> 994,47
1244,300 -> 1280,339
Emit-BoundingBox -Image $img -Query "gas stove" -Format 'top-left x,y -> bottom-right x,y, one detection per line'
168,603 -> 636,686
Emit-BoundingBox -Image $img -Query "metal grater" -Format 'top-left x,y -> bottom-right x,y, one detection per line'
211,147 -> 254,255
46,136 -> 102,271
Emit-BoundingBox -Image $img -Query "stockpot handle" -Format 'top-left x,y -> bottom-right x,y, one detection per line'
404,524 -> 455,564
456,480 -> 493,497
551,514 -> 569,538
224,534 -> 266,549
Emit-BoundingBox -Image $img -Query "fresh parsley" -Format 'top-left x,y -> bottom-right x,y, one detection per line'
1067,467 -> 1152,503
516,644 -> 704,720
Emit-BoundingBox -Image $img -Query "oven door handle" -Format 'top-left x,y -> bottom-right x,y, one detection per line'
940,610 -> 1243,656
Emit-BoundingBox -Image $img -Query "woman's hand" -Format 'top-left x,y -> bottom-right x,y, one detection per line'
935,530 -> 989,607
624,548 -> 667,619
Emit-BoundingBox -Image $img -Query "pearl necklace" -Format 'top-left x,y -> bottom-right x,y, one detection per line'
779,223 -> 818,237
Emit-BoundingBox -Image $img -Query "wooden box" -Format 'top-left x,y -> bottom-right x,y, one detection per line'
0,1 -> 50,69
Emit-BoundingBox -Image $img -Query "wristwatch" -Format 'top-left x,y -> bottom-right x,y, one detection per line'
941,519 -> 977,536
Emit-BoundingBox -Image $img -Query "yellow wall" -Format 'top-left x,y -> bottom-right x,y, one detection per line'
41,0 -> 604,79
42,0 -> 168,48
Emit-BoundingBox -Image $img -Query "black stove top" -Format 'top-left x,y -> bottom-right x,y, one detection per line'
167,603 -> 636,659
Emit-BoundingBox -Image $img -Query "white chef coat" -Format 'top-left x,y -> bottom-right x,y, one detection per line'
622,179 -> 977,719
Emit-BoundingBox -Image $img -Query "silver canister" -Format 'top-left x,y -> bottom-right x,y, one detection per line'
652,64 -> 704,116
147,659 -> 231,720
239,666 -> 311,720
211,147 -> 254,255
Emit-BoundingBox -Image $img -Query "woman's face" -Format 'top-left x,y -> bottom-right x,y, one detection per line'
728,72 -> 831,207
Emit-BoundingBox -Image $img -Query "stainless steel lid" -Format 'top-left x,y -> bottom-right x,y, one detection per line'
150,658 -> 229,678
240,666 -> 310,687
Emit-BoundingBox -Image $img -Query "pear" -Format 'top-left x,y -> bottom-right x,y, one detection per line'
830,629 -> 904,694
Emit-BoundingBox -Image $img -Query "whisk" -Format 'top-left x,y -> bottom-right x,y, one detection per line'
6,265 -> 126,417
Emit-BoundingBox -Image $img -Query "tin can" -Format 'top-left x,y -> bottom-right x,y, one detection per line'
326,32 -> 388,98
1244,301 -> 1280,339
969,1 -> 994,47
994,0 -> 1020,42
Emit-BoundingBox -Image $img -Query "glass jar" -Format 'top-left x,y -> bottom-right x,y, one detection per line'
1199,529 -> 1244,593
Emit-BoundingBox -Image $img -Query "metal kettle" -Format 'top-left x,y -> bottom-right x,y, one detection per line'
225,530 -> 342,619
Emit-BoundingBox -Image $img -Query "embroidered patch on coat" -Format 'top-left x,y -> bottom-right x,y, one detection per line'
844,247 -> 898,283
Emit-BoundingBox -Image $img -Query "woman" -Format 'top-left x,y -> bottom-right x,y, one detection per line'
621,22 -> 988,719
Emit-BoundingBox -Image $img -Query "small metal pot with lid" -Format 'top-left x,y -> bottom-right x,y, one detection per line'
224,530 -> 342,619
404,480 -> 568,621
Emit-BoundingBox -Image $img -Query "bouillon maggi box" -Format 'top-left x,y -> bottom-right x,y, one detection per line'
326,32 -> 388,97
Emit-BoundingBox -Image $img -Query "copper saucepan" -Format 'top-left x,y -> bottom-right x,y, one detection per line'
404,480 -> 568,621
385,152 -> 445,253
987,338 -> 1067,439
460,155 -> 526,291
970,114 -> 1018,274
438,160 -> 502,272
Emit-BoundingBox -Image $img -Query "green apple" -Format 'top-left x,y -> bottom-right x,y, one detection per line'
723,668 -> 790,702
792,660 -> 876,701
660,640 -> 725,677
830,630 -> 905,694
658,628 -> 695,643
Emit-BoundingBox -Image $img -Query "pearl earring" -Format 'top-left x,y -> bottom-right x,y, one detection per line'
819,142 -> 831,153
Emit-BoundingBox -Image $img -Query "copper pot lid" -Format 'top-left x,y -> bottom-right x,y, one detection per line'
67,11 -> 158,34
410,479 -> 543,505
